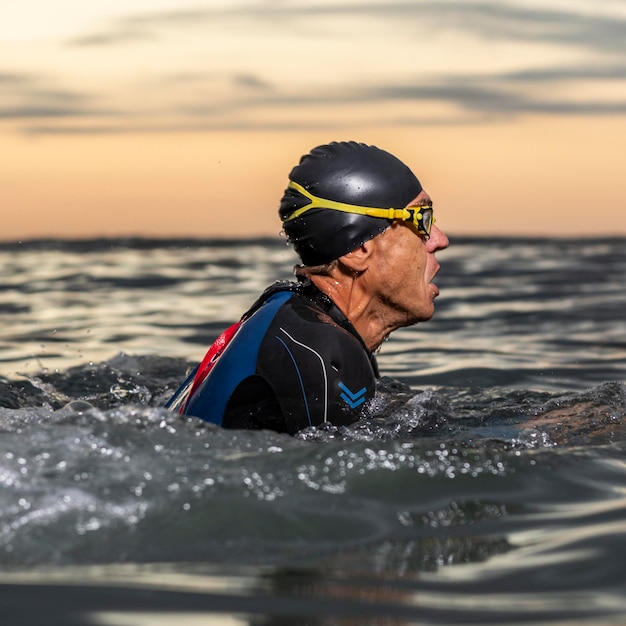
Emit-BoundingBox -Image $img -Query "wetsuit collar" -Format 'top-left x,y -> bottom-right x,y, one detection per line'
296,276 -> 380,376
244,277 -> 379,376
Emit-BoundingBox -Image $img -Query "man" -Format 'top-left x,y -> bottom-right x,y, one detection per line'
166,141 -> 449,434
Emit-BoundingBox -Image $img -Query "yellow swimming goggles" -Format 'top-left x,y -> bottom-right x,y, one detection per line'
284,181 -> 435,238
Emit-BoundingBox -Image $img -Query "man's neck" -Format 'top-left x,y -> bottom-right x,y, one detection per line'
307,273 -> 398,352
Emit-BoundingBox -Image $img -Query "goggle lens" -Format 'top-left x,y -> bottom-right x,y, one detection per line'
412,206 -> 434,236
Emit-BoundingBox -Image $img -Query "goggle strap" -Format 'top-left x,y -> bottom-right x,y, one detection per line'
285,181 -> 434,234
285,181 -> 400,222
365,207 -> 413,221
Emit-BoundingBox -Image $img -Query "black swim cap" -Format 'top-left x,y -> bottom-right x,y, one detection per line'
279,141 -> 422,265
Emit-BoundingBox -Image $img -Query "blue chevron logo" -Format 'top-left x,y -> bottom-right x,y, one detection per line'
338,382 -> 367,409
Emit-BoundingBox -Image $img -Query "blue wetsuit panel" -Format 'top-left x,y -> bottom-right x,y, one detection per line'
183,290 -> 293,425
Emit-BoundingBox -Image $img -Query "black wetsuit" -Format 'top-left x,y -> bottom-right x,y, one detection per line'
166,280 -> 378,434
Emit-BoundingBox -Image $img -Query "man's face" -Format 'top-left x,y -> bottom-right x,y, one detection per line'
370,189 -> 449,327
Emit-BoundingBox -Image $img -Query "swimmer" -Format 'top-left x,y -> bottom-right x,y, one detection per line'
166,141 -> 449,434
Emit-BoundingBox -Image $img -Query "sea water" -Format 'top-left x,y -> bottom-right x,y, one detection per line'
0,236 -> 625,625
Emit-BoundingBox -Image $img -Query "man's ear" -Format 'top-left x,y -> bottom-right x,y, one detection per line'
337,238 -> 375,274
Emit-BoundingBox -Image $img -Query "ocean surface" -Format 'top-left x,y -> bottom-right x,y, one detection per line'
0,236 -> 625,626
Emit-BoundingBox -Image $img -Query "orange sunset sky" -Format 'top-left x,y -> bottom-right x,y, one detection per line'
2,0 -> 625,240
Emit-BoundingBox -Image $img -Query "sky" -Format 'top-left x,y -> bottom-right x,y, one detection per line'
2,0 -> 626,240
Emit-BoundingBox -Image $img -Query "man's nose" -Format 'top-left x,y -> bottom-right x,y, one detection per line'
427,225 -> 449,251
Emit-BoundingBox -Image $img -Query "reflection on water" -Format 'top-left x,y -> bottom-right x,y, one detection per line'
4,540 -> 626,626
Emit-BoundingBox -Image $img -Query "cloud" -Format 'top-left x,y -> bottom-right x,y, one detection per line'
11,65 -> 626,134
0,106 -> 93,119
364,68 -> 626,115
69,29 -> 156,47
169,61 -> 626,120
5,2 -> 626,134
0,73 -> 118,120
503,64 -> 626,82
412,2 -> 626,56
65,1 -> 626,58
0,72 -> 35,85
232,74 -> 273,91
